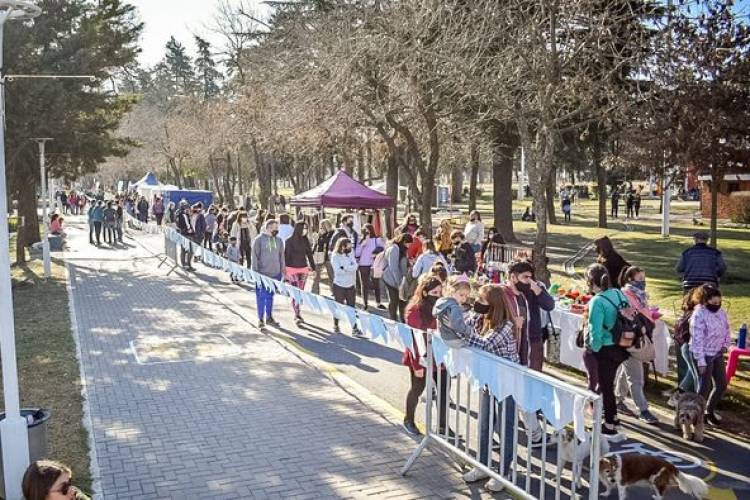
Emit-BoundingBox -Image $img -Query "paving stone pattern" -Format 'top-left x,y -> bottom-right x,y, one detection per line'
66,220 -> 486,499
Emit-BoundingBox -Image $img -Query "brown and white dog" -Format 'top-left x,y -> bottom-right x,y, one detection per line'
599,454 -> 709,499
675,392 -> 706,442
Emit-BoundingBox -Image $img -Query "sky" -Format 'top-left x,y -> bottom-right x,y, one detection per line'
129,0 -> 270,67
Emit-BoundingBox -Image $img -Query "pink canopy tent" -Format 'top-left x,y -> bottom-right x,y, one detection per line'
290,170 -> 395,209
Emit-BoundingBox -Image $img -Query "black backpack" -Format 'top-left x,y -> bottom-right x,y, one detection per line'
600,293 -> 641,348
673,310 -> 692,346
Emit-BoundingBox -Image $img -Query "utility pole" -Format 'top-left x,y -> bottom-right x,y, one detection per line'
518,147 -> 526,200
34,138 -> 53,278
0,3 -> 43,498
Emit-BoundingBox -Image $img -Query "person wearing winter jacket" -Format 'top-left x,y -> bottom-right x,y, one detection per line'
251,219 -> 285,328
284,221 -> 316,323
450,230 -> 476,274
412,239 -> 449,278
153,197 -> 165,226
355,224 -> 385,311
432,275 -> 472,347
382,232 -> 413,322
176,201 -> 195,270
312,219 -> 334,294
330,237 -> 362,336
463,210 -> 485,253
402,276 -> 447,437
676,231 -> 727,292
203,206 -> 217,249
230,211 -> 257,268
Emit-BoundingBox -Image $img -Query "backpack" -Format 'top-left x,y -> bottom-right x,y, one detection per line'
673,310 -> 692,346
103,209 -> 116,224
372,249 -> 387,279
600,293 -> 641,349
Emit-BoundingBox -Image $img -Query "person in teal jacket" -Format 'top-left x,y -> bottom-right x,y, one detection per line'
585,263 -> 630,435
89,201 -> 104,246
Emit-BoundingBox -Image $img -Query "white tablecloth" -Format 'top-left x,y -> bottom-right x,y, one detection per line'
549,306 -> 671,375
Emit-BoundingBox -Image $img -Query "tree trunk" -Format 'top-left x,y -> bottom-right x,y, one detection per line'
490,125 -> 519,243
710,173 -> 719,248
420,171 -> 436,235
594,141 -> 607,228
223,152 -> 234,207
546,167 -> 557,225
450,164 -> 463,203
357,143 -> 365,180
523,129 -> 553,285
468,142 -> 480,212
237,151 -> 244,198
15,177 -> 40,264
385,151 -> 399,238
252,139 -> 271,210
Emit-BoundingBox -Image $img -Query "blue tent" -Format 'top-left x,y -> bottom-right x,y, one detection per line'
131,171 -> 160,189
163,189 -> 213,208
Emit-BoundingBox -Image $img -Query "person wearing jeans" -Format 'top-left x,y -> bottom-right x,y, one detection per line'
689,284 -> 731,425
251,219 -> 285,328
89,201 -> 104,246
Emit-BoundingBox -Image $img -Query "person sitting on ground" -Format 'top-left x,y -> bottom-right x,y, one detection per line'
450,230 -> 476,275
464,210 -> 485,253
689,284 -> 731,426
23,459 -> 90,500
675,231 -> 726,293
277,213 -> 295,241
594,235 -> 630,288
433,275 -> 472,347
617,266 -> 658,424
412,239 -> 448,279
462,284 -> 519,492
49,214 -> 62,235
402,276 -> 447,437
330,237 -> 362,336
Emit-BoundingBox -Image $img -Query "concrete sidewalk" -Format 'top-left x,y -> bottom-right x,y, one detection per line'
64,217 -> 494,499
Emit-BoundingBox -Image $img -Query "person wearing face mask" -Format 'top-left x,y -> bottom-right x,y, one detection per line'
585,263 -> 631,435
251,219 -> 286,328
403,213 -> 419,235
355,224 -> 386,311
330,237 -> 363,336
402,276 -> 447,436
616,266 -> 658,424
329,214 -> 359,253
462,284 -> 519,492
231,211 -> 258,269
382,232 -> 413,322
464,210 -> 485,254
284,221 -> 316,324
433,275 -> 472,347
450,230 -> 476,274
689,284 -> 730,426
502,260 -> 554,445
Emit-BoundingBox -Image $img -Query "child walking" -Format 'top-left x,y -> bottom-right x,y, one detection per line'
226,236 -> 241,283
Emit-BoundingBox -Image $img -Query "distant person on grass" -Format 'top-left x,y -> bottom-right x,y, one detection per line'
252,219 -> 285,329
676,231 -> 726,293
23,460 -> 90,500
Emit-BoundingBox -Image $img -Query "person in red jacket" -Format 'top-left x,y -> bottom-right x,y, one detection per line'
402,275 -> 447,436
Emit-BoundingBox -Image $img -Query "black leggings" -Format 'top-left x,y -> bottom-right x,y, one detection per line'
93,222 -> 102,245
404,366 -> 448,429
593,345 -> 627,425
358,266 -> 381,307
240,242 -> 252,268
203,232 -> 212,250
386,284 -> 405,322
333,284 -> 357,330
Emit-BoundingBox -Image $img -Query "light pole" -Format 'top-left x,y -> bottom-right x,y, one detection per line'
34,138 -> 52,278
0,2 -> 42,499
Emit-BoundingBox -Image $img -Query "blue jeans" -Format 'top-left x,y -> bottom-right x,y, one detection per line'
679,343 -> 700,393
478,390 -> 515,477
255,274 -> 281,321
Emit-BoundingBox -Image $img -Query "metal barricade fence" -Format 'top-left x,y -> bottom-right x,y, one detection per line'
484,243 -> 534,266
402,334 -> 603,500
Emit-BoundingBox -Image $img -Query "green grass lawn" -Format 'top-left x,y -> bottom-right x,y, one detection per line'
4,239 -> 92,494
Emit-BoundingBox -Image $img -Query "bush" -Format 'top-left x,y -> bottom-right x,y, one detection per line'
729,192 -> 750,224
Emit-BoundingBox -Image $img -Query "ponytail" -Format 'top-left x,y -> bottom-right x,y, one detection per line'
586,263 -> 611,292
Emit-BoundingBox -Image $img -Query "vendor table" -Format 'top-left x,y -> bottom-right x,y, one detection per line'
549,306 -> 671,375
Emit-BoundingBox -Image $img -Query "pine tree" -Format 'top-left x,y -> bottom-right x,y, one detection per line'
5,0 -> 142,262
164,36 -> 196,95
194,36 -> 223,100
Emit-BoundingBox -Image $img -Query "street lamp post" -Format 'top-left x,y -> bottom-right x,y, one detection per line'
34,138 -> 52,278
0,2 -> 42,499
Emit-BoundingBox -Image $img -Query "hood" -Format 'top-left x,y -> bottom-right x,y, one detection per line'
433,296 -> 459,316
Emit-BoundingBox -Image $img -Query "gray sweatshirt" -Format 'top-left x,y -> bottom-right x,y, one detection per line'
382,244 -> 407,289
251,233 -> 285,277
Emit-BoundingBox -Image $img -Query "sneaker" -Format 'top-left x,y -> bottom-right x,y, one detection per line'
266,317 -> 280,327
705,413 -> 721,426
333,325 -> 341,334
486,478 -> 506,492
377,304 -> 387,310
602,423 -> 619,436
463,467 -> 489,482
639,410 -> 659,425
294,316 -> 303,325
257,320 -> 265,329
352,329 -> 366,338
712,411 -> 723,422
402,421 -> 421,437
616,402 -> 630,414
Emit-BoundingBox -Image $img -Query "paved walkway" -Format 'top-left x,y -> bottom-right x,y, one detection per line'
64,218 -> 492,500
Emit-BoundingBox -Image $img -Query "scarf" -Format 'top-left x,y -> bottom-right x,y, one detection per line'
624,283 -> 647,307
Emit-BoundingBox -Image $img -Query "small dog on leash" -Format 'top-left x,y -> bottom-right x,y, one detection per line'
599,454 -> 709,499
558,428 -> 618,490
675,392 -> 706,442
